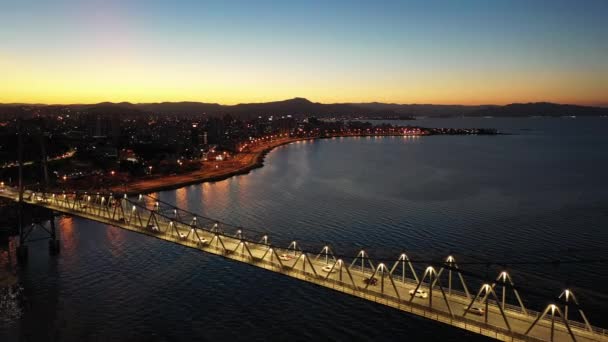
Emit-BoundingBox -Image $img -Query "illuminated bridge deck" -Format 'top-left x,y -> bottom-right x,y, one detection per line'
2,187 -> 607,342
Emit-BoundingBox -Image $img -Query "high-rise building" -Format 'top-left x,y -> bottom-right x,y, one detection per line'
206,118 -> 225,145
86,113 -> 121,146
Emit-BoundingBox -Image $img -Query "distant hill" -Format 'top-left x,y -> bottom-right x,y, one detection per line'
468,102 -> 607,117
133,98 -> 392,118
352,102 -> 498,117
1,98 -> 607,119
136,101 -> 223,115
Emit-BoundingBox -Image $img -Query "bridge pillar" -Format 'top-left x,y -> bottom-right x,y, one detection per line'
17,245 -> 28,263
49,239 -> 60,255
48,213 -> 60,255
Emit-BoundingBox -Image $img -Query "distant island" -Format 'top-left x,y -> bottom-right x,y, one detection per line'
1,98 -> 607,119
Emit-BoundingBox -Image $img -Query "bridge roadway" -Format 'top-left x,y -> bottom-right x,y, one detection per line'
2,187 -> 607,342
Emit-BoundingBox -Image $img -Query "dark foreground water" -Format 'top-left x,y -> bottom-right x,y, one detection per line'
2,117 -> 608,341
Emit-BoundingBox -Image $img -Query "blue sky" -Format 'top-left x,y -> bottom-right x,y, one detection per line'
1,0 -> 607,104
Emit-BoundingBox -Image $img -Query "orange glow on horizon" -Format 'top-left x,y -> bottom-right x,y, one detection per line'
2,1 -> 607,107
1,54 -> 606,107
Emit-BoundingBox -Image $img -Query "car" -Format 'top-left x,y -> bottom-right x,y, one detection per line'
464,306 -> 485,316
364,277 -> 378,286
409,289 -> 428,298
279,253 -> 294,261
321,264 -> 337,273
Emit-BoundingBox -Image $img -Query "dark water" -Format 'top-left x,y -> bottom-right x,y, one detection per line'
2,117 -> 608,341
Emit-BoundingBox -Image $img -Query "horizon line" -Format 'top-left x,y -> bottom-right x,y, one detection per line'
1,97 -> 607,108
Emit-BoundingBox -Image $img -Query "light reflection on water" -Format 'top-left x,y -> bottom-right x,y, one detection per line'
0,237 -> 21,328
2,117 -> 608,341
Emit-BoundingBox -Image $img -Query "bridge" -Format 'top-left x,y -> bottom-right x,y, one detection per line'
2,185 -> 607,342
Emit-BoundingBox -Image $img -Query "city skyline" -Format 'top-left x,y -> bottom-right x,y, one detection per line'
2,0 -> 607,106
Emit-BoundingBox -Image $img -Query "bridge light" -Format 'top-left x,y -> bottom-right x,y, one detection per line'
426,266 -> 435,274
500,271 -> 508,281
550,304 -> 557,314
446,255 -> 454,263
565,289 -> 570,300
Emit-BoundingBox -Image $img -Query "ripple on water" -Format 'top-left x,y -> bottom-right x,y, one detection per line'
7,119 -> 608,340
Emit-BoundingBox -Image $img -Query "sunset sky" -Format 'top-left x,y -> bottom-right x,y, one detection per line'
1,0 -> 607,106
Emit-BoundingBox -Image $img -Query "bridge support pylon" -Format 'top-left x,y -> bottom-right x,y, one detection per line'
48,214 -> 60,255
17,245 -> 28,263
17,117 -> 27,264
15,119 -> 61,261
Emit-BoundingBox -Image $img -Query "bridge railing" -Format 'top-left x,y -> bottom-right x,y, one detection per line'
7,187 -> 608,340
187,242 -> 545,342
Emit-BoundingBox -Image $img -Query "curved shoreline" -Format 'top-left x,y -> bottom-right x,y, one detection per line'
114,131 -> 495,195
115,137 -> 314,195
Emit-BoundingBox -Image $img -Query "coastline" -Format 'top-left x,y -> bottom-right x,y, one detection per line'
111,130 -> 498,195
112,137 -> 312,195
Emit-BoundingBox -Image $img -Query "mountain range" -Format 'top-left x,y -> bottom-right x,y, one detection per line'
1,98 -> 607,119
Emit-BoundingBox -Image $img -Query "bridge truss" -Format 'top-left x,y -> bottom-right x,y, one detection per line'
3,186 -> 607,342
